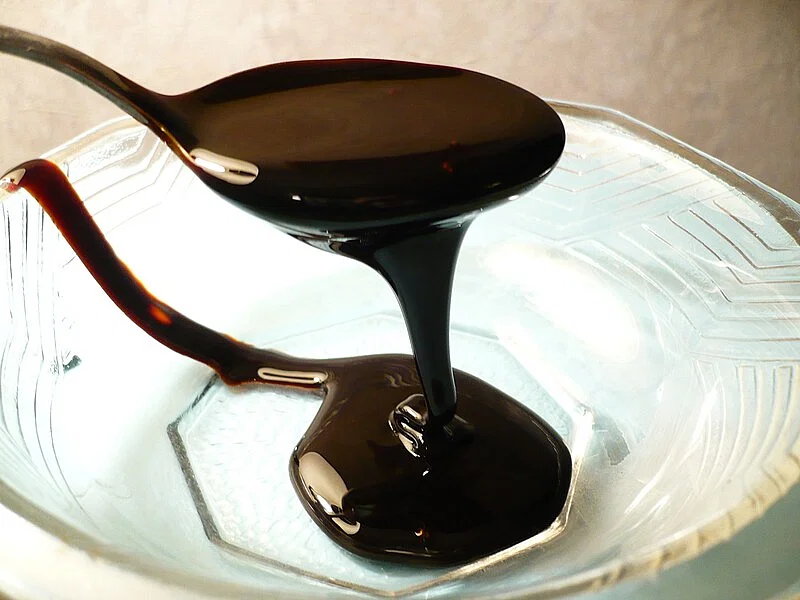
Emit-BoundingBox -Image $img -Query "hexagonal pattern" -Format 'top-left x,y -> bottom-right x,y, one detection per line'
169,314 -> 588,596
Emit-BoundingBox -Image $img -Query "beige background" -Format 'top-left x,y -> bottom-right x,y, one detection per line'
0,4 -> 799,600
0,0 -> 798,198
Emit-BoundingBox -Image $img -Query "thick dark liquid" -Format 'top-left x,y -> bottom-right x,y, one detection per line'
2,59 -> 570,565
294,355 -> 570,564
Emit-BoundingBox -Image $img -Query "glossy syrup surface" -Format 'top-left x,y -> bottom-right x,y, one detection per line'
3,58 -> 570,565
293,354 -> 572,564
172,59 -> 565,236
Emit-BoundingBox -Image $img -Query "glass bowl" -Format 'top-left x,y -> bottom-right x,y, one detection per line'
1,102 -> 798,599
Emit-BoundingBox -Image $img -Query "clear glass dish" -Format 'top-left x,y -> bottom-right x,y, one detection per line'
1,102 -> 798,599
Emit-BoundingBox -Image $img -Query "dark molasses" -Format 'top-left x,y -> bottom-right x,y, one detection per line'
1,58 -> 570,565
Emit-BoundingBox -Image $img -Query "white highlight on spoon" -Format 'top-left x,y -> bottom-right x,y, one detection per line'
189,148 -> 258,185
193,156 -> 226,174
257,367 -> 328,385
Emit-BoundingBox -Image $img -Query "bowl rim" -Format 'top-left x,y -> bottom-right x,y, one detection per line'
0,101 -> 798,600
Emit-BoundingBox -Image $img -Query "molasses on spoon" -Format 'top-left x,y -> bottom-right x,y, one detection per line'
0,25 -> 570,564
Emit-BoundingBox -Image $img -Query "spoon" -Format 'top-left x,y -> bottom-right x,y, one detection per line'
0,24 -> 565,422
0,25 -> 572,564
0,25 -> 563,239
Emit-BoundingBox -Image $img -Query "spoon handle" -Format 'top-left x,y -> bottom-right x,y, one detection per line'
0,25 -> 177,139
0,159 -> 328,388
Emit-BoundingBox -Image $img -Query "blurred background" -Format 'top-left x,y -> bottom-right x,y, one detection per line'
0,2 -> 799,600
0,0 -> 798,198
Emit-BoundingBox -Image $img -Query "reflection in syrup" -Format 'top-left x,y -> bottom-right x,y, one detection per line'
298,452 -> 361,535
